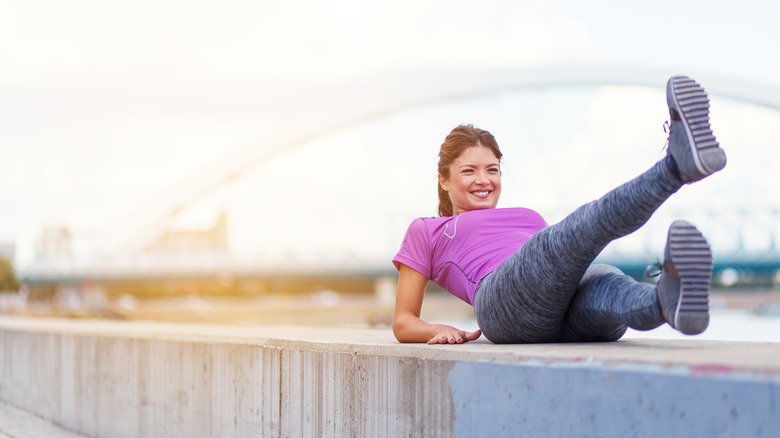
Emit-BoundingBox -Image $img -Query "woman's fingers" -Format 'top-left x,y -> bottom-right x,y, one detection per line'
427,327 -> 478,345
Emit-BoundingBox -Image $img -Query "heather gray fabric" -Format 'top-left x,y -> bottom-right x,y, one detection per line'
559,264 -> 662,342
473,159 -> 682,343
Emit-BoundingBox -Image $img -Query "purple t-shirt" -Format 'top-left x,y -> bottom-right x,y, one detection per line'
393,207 -> 548,306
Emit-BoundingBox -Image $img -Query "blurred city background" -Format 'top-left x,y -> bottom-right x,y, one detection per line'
1,0 -> 779,341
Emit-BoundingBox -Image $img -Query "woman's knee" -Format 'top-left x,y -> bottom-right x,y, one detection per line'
581,264 -> 624,283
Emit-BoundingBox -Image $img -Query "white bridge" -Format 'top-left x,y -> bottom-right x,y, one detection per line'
21,65 -> 780,284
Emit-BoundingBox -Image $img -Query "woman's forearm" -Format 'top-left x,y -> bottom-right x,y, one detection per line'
392,313 -> 440,343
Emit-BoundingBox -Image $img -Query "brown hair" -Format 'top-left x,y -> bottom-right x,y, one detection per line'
437,124 -> 503,216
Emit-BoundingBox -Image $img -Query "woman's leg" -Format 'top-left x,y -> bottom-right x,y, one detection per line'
475,159 -> 680,343
559,264 -> 663,342
474,75 -> 725,343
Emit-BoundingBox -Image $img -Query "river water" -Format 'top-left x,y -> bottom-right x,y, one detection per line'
622,309 -> 780,343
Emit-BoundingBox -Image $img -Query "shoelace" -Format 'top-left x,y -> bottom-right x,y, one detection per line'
645,260 -> 664,278
661,120 -> 671,152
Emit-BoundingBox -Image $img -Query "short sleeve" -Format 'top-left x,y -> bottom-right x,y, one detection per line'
392,218 -> 432,278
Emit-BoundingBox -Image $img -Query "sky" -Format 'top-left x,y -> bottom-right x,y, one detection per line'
1,0 -> 779,269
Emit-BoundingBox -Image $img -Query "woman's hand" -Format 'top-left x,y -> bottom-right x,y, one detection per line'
427,325 -> 481,344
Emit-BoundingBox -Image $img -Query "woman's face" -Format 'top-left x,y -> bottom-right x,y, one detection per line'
439,146 -> 502,215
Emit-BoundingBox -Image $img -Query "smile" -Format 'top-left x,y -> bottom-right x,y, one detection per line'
470,190 -> 492,199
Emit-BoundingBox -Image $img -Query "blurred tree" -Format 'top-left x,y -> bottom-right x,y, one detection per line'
0,256 -> 20,292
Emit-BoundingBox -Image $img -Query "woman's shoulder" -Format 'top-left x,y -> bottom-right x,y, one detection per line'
401,215 -> 460,243
402,215 -> 437,235
406,214 -> 453,227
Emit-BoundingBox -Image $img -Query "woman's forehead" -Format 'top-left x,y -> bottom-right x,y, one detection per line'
454,146 -> 500,165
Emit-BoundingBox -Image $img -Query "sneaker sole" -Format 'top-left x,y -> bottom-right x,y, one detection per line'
666,76 -> 727,176
667,220 -> 712,335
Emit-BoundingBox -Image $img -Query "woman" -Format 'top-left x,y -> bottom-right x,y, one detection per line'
392,75 -> 727,344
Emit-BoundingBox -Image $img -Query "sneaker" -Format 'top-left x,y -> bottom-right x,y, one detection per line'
652,220 -> 713,335
666,75 -> 727,183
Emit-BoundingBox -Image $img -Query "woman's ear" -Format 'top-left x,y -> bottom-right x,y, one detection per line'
438,174 -> 448,192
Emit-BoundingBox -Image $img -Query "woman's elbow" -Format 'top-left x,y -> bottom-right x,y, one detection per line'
392,317 -> 413,343
392,320 -> 406,342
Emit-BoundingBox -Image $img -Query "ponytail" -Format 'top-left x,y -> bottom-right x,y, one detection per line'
437,181 -> 453,217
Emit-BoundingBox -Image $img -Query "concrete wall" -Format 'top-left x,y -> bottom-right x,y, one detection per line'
1,316 -> 779,437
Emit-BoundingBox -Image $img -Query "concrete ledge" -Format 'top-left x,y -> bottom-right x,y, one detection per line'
1,316 -> 779,437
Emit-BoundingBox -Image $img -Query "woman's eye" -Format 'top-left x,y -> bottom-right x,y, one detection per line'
461,169 -> 474,174
488,168 -> 499,174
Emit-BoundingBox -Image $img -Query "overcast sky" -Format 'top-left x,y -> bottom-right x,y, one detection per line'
2,0 -> 779,267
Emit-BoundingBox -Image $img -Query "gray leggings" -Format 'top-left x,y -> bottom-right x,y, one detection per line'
474,159 -> 682,343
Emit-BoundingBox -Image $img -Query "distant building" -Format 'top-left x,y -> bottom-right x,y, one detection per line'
0,243 -> 14,261
146,212 -> 228,254
35,227 -> 73,262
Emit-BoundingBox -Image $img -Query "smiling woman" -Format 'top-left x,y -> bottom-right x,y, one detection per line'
391,76 -> 728,345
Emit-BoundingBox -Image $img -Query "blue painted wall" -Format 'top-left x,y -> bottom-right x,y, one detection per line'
450,361 -> 780,437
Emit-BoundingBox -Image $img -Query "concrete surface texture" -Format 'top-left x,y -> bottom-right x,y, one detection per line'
1,400 -> 86,438
1,315 -> 779,437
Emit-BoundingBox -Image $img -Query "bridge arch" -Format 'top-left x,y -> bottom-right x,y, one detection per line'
108,65 -> 780,276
